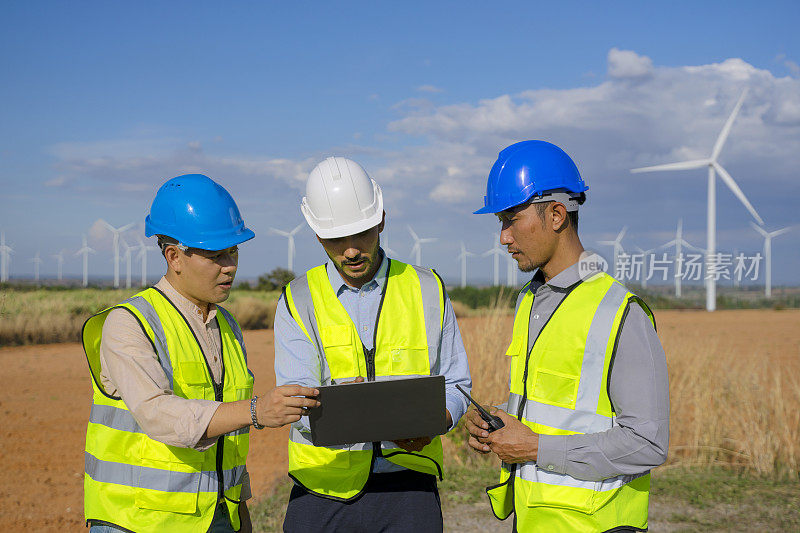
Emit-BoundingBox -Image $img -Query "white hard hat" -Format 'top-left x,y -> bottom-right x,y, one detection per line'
301,157 -> 384,239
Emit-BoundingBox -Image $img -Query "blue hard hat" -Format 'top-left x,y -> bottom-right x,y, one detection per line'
145,174 -> 255,250
474,140 -> 588,214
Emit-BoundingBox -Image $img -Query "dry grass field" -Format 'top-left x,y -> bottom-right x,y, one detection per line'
0,305 -> 798,530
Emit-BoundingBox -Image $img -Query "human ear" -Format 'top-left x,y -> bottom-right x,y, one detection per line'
550,203 -> 568,232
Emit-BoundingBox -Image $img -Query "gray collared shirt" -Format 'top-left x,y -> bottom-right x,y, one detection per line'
525,262 -> 670,482
274,251 -> 472,472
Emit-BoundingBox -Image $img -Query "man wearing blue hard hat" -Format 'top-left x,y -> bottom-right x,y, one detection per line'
82,174 -> 319,533
466,141 -> 669,532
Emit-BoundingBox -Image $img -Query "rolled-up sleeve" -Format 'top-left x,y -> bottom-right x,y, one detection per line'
100,308 -> 222,450
438,296 -> 472,430
536,304 -> 670,481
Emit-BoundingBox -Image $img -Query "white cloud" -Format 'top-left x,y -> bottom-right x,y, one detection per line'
44,176 -> 67,187
607,48 -> 653,79
416,84 -> 444,93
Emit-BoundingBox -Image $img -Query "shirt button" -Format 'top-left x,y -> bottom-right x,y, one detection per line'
547,465 -> 554,471
363,325 -> 368,332
534,314 -> 540,320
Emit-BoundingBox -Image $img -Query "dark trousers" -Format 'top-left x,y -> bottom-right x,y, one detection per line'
283,470 -> 443,533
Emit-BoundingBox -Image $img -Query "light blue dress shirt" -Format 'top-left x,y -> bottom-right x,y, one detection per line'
274,250 -> 472,473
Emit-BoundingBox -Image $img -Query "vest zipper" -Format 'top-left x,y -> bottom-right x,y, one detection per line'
151,287 -> 229,503
365,259 -> 390,460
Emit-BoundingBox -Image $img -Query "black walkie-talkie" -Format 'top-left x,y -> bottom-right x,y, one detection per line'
456,385 -> 505,432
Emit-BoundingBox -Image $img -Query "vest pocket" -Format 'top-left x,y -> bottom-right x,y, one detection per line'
136,440 -> 204,512
524,474 -> 595,514
530,368 -> 579,408
388,347 -> 430,375
294,442 -> 353,469
321,325 -> 360,380
178,361 -> 214,400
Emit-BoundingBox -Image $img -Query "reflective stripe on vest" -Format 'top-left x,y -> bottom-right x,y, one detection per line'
283,259 -> 445,500
487,272 -> 654,532
82,288 -> 253,533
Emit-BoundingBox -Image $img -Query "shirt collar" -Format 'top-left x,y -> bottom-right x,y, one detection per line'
326,248 -> 388,295
155,276 -> 218,325
528,261 -> 584,293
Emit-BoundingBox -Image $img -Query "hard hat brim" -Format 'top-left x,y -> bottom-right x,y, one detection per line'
146,216 -> 255,251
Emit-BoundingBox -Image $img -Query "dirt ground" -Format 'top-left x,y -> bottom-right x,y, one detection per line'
1,309 -> 799,530
0,329 -> 285,530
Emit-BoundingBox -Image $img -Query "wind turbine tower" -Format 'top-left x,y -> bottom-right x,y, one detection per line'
101,220 -> 136,288
121,238 -> 133,289
482,234 -> 505,286
75,234 -> 96,288
52,251 -> 65,282
31,252 -> 43,282
598,227 -> 627,279
632,89 -> 764,311
657,219 -> 705,298
408,225 -> 436,266
750,223 -> 792,298
456,241 -> 475,288
270,223 -> 303,272
0,232 -> 13,283
381,234 -> 397,256
136,237 -> 157,287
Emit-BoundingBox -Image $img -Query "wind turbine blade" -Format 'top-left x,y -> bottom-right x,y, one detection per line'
770,226 -> 792,238
100,219 -> 114,232
711,88 -> 748,161
420,238 -> 437,244
631,160 -> 709,173
617,226 -> 628,242
119,222 -> 136,233
713,162 -> 764,225
597,240 -> 616,246
290,223 -> 304,236
407,225 -> 419,242
750,221 -> 769,238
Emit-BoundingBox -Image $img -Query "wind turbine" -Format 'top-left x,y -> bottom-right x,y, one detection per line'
505,250 -> 518,287
381,233 -> 397,256
634,246 -> 656,289
52,251 -> 65,282
31,252 -> 43,283
75,234 -> 96,288
0,232 -> 13,282
657,219 -> 705,297
270,223 -> 303,272
101,220 -> 136,288
408,225 -> 436,266
121,238 -> 133,289
456,241 -> 475,288
598,227 -> 627,279
750,223 -> 792,298
631,89 -> 764,311
482,234 -> 505,286
136,237 -> 157,287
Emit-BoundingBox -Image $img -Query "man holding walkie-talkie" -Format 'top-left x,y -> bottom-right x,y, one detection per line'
466,141 -> 670,533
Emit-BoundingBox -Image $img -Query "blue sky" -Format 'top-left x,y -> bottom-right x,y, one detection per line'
1,1 -> 799,285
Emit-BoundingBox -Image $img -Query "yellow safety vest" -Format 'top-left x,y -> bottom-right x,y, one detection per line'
283,259 -> 446,500
487,272 -> 655,532
82,287 -> 253,533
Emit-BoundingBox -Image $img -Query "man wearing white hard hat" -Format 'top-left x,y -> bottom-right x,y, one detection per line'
274,157 -> 472,532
